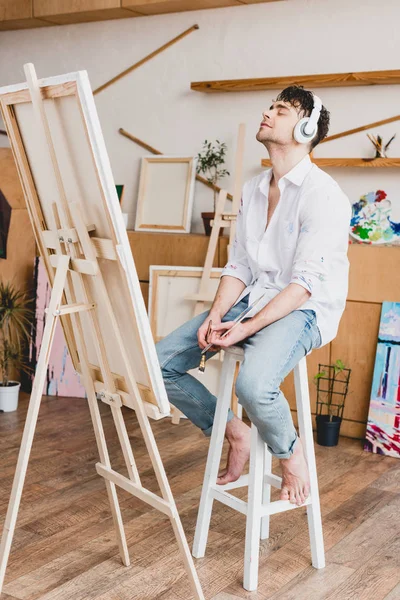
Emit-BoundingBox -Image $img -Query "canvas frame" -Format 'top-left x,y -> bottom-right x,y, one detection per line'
135,155 -> 197,233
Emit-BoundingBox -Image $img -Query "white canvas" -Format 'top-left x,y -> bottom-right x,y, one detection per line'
135,156 -> 197,233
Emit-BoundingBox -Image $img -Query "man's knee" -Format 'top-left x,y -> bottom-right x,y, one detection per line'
235,367 -> 280,411
155,337 -> 175,375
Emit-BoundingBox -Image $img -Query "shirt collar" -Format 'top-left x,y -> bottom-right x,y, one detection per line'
258,153 -> 314,195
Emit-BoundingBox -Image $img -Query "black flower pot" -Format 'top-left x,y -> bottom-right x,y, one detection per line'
316,414 -> 342,447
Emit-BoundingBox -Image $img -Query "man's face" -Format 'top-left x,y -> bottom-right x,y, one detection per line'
256,99 -> 304,146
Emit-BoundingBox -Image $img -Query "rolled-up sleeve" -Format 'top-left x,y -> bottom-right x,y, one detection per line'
290,187 -> 351,297
220,196 -> 253,287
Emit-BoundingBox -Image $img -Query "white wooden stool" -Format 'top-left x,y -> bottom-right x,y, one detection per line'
192,345 -> 325,591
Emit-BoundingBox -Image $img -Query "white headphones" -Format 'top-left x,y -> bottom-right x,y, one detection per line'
293,93 -> 322,144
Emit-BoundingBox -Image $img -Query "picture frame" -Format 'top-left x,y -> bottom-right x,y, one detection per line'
135,156 -> 197,233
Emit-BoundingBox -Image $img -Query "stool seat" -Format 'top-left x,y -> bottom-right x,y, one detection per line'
192,344 -> 325,591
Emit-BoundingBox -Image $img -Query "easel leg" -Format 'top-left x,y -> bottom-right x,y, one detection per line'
82,378 -> 130,567
0,256 -> 70,593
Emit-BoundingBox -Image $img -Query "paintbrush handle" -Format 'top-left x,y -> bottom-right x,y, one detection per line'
200,293 -> 265,355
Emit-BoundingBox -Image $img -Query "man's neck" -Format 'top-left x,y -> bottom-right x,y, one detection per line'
266,144 -> 310,185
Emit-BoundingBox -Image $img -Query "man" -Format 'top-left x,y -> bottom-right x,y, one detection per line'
156,85 -> 351,508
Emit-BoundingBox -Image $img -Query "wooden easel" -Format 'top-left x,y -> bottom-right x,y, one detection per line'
186,123 -> 246,316
0,64 -> 204,600
170,124 -> 246,425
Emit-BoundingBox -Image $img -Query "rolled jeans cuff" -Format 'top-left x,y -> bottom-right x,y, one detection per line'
268,430 -> 299,459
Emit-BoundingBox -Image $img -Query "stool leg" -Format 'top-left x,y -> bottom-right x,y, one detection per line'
294,357 -> 325,569
260,444 -> 272,540
192,352 -> 238,558
243,424 -> 264,591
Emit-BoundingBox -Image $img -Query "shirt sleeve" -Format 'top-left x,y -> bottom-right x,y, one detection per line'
289,186 -> 351,297
220,194 -> 253,287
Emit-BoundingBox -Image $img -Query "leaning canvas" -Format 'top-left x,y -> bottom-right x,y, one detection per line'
135,156 -> 197,233
364,301 -> 400,458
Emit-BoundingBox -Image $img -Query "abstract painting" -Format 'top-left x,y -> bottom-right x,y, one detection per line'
350,189 -> 400,245
29,256 -> 86,398
364,301 -> 400,457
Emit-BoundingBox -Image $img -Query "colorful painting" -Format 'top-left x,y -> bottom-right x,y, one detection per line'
29,257 -> 86,398
350,189 -> 400,245
364,301 -> 400,458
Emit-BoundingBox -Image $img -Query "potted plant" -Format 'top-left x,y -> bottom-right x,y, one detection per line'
0,281 -> 33,412
313,359 -> 351,447
196,139 -> 230,235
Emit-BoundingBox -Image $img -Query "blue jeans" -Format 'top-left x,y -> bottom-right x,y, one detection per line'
156,294 -> 322,459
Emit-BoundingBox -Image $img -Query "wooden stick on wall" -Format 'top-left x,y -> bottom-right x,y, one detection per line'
321,114 -> 400,144
93,25 -> 199,95
119,127 -> 234,201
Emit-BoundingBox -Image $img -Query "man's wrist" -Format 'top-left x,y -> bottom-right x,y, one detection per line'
245,312 -> 269,336
209,307 -> 224,321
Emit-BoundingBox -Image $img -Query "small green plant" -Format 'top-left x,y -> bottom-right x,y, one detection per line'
314,359 -> 349,421
196,139 -> 230,212
0,281 -> 34,387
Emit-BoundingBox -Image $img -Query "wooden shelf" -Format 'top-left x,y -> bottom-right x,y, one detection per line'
0,0 -> 283,29
191,69 -> 400,93
261,157 -> 400,168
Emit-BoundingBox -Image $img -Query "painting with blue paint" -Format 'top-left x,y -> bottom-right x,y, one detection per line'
364,301 -> 400,458
350,189 -> 400,244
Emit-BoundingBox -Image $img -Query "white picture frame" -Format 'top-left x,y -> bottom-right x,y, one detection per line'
135,156 -> 197,233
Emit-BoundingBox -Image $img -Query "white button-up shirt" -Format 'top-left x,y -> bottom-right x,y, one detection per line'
220,154 -> 352,348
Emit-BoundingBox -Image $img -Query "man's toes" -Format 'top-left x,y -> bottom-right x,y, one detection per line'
280,487 -> 289,501
218,468 -> 228,478
289,489 -> 297,504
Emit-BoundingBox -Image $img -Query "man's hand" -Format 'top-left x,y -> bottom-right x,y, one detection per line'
208,320 -> 251,349
197,314 -> 221,350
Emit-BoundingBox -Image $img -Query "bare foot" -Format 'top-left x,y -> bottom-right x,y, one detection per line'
279,436 -> 310,506
216,415 -> 251,485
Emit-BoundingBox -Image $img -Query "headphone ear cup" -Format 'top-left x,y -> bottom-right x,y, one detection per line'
293,117 -> 318,144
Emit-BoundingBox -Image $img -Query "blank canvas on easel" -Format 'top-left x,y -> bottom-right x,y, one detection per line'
0,65 -> 204,599
135,156 -> 197,233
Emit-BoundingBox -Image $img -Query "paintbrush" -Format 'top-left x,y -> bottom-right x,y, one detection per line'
198,293 -> 266,373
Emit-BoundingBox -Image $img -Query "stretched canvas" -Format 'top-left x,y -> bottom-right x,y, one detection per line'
364,301 -> 400,457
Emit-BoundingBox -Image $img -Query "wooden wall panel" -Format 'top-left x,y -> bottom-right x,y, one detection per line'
347,244 -> 400,303
123,0 -> 242,15
128,230 -> 221,281
330,301 -> 381,426
0,0 -> 51,29
33,0 -> 141,24
0,149 -> 36,294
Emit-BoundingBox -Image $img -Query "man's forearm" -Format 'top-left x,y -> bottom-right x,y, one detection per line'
246,283 -> 311,335
209,275 -> 246,319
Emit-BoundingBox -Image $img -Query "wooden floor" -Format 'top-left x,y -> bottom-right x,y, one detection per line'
1,393 -> 399,600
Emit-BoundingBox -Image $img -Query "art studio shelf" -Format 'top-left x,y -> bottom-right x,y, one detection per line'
191,69 -> 400,93
261,158 -> 400,168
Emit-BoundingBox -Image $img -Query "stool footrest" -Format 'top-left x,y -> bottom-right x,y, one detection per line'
211,487 -> 247,515
261,495 -> 312,516
211,484 -> 312,517
216,472 -> 283,492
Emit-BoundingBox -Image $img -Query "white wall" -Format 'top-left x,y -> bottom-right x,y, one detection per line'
0,0 -> 400,231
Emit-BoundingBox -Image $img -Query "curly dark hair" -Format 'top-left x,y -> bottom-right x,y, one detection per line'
275,85 -> 330,150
